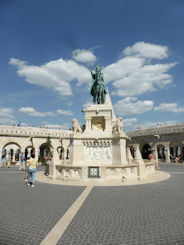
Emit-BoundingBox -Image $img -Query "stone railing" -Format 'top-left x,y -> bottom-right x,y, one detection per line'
126,124 -> 184,137
0,125 -> 71,138
52,160 -> 154,182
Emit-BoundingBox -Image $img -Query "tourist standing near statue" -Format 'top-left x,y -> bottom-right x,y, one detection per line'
26,153 -> 37,188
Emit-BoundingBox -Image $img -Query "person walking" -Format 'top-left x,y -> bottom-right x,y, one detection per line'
26,153 -> 37,188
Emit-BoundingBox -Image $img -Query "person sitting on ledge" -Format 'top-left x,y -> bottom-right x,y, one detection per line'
148,151 -> 160,169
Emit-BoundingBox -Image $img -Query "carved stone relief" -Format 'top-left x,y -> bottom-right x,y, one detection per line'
84,146 -> 112,162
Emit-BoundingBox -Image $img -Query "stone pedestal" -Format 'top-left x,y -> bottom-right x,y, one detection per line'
112,136 -> 127,165
49,160 -> 56,179
134,144 -> 146,179
70,137 -> 84,165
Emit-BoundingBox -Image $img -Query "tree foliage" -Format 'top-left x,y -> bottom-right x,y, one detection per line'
45,136 -> 53,158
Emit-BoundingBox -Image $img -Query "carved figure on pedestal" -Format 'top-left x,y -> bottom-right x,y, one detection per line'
72,119 -> 82,134
112,117 -> 123,134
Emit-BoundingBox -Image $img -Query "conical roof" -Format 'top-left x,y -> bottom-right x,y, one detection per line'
105,89 -> 117,121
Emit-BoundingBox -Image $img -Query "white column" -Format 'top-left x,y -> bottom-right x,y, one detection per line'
105,117 -> 111,131
12,150 -> 16,162
85,118 -> 91,131
173,147 -> 176,157
27,148 -> 32,158
134,144 -> 143,161
35,149 -> 39,161
152,147 -> 158,163
164,145 -> 170,163
127,146 -> 133,164
52,146 -> 60,162
133,144 -> 145,179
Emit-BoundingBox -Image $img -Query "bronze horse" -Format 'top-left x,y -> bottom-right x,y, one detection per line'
90,66 -> 107,104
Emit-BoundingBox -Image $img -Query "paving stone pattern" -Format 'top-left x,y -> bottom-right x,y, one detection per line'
58,164 -> 184,245
0,170 -> 85,245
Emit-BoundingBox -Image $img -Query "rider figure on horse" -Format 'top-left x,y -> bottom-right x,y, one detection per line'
90,66 -> 107,104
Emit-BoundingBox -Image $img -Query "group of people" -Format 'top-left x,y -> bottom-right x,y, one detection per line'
170,154 -> 182,163
20,152 -> 37,188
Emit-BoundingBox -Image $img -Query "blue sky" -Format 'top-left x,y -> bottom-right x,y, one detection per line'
0,0 -> 184,131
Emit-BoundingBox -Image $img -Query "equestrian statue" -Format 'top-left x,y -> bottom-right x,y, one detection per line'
90,66 -> 107,104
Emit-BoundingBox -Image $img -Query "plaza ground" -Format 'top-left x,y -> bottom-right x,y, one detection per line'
0,164 -> 184,245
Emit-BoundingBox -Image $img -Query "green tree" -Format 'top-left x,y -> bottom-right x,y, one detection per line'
45,136 -> 53,158
81,124 -> 85,132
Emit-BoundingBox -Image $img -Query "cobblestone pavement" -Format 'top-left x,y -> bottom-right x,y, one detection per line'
1,164 -> 184,245
58,164 -> 184,245
0,168 -> 85,245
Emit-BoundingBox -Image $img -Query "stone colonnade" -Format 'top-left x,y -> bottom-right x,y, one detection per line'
0,125 -> 71,166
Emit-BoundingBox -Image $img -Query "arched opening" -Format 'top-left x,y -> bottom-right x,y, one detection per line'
170,141 -> 183,163
130,146 -> 134,158
57,146 -> 64,160
141,143 -> 151,159
2,143 -> 21,166
15,149 -> 20,161
157,145 -> 165,161
25,146 -> 35,160
39,143 -> 47,163
66,148 -> 69,160
1,149 -> 7,166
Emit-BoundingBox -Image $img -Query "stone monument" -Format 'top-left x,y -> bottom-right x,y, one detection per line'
49,66 -> 155,182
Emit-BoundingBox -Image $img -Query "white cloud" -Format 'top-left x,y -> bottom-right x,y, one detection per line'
104,42 -> 176,97
9,58 -> 90,96
9,42 -> 176,99
0,118 -> 16,125
57,109 -> 74,116
124,118 -> 138,127
123,42 -> 169,59
43,123 -> 70,130
18,107 -> 55,117
133,120 -> 177,130
114,97 -> 154,116
0,108 -> 16,125
112,63 -> 175,97
0,108 -> 14,118
72,49 -> 97,64
154,103 -> 184,113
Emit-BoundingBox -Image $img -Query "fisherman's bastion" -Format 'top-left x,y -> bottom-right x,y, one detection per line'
0,121 -> 183,167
